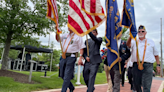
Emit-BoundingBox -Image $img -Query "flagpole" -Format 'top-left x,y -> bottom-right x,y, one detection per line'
116,35 -> 121,75
55,27 -> 64,57
86,35 -> 89,56
160,18 -> 163,77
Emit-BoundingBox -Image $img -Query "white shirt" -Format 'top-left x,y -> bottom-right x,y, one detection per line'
131,38 -> 159,63
127,56 -> 133,68
60,33 -> 86,53
117,39 -> 121,49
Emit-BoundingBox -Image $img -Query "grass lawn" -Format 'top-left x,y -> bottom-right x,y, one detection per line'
0,70 -> 107,92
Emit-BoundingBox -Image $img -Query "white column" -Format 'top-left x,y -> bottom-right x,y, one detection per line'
125,71 -> 127,81
29,60 -> 34,82
76,65 -> 81,85
50,53 -> 53,72
20,47 -> 25,71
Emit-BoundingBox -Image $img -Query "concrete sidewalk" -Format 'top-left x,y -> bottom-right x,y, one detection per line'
33,79 -> 164,92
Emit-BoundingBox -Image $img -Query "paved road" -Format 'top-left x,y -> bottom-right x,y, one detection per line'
153,77 -> 164,80
33,79 -> 163,92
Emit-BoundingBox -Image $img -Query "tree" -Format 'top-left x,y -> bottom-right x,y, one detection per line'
0,0 -> 68,70
37,42 -> 61,71
121,27 -> 129,41
101,27 -> 129,46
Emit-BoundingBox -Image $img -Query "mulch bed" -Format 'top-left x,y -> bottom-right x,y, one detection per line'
0,70 -> 35,84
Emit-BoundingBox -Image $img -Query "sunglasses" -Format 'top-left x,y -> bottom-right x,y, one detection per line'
138,31 -> 145,33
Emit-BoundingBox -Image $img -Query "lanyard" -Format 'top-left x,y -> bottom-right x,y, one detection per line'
62,33 -> 75,53
136,39 -> 147,64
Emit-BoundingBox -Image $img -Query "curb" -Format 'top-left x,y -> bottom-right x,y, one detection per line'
32,83 -> 108,92
158,80 -> 164,92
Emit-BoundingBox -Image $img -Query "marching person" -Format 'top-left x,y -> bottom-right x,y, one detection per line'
126,25 -> 160,92
104,57 -> 113,92
110,34 -> 131,92
56,27 -> 85,92
82,29 -> 102,92
126,56 -> 135,91
121,60 -> 127,87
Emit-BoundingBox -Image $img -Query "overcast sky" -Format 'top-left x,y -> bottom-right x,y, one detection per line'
36,0 -> 164,57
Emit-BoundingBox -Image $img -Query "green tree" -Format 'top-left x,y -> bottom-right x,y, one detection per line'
121,27 -> 129,41
0,0 -> 68,70
36,42 -> 61,71
102,27 -> 129,46
37,49 -> 61,71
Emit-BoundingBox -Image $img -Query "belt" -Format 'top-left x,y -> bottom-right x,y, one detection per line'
133,62 -> 152,64
65,52 -> 78,57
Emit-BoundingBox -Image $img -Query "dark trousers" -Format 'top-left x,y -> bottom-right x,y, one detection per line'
59,57 -> 76,92
110,68 -> 120,92
121,68 -> 126,85
83,62 -> 100,92
132,62 -> 153,92
128,67 -> 134,90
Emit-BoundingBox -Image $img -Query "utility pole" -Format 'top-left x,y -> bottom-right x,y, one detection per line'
48,34 -> 50,47
160,18 -> 163,77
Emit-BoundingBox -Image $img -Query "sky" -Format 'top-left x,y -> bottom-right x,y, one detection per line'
35,0 -> 164,58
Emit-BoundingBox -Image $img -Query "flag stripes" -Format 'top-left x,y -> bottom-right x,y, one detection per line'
47,0 -> 61,34
68,0 -> 106,37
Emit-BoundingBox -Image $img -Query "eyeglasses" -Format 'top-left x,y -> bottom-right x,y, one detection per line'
138,31 -> 145,33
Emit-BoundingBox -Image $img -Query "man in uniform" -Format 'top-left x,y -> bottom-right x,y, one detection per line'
56,28 -> 85,92
126,25 -> 160,92
109,34 -> 131,92
82,29 -> 102,92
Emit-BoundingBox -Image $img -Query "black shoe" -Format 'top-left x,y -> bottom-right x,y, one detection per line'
122,84 -> 124,87
131,86 -> 133,90
70,88 -> 75,92
87,87 -> 95,92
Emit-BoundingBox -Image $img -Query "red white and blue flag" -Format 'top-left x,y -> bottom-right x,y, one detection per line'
68,0 -> 106,37
47,0 -> 61,34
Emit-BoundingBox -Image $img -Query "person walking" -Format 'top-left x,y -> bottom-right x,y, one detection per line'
56,27 -> 85,92
126,25 -> 160,92
82,29 -> 102,92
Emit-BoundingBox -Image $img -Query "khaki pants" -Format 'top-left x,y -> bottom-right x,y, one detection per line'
104,64 -> 112,92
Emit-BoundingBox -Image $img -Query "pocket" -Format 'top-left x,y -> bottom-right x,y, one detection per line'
66,57 -> 76,66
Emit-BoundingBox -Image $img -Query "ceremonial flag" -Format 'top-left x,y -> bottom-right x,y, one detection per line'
68,0 -> 106,37
121,0 -> 137,39
47,0 -> 61,34
105,0 -> 122,70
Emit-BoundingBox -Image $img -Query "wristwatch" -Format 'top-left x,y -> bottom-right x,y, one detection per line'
157,64 -> 160,67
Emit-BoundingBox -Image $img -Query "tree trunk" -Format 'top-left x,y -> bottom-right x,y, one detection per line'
1,33 -> 12,70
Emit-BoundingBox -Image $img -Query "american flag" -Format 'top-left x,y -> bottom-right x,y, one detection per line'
47,0 -> 61,34
68,0 -> 106,37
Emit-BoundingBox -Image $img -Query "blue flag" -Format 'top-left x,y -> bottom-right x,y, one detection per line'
105,0 -> 122,70
121,0 -> 137,39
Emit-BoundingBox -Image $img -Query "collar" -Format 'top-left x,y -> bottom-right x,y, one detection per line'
138,38 -> 146,42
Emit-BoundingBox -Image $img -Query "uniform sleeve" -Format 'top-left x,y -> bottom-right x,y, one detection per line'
78,37 -> 86,50
60,34 -> 64,42
89,32 -> 102,44
153,41 -> 159,56
131,39 -> 135,48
